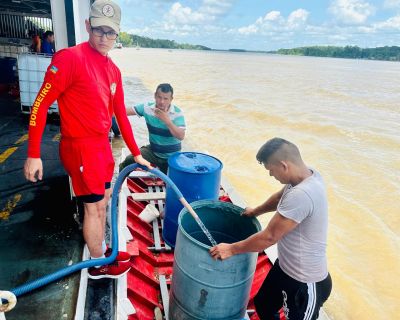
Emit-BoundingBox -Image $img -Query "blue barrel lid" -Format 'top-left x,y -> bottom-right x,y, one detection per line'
168,152 -> 223,174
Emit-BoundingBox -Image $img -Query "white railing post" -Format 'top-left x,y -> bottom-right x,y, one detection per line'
116,175 -> 135,319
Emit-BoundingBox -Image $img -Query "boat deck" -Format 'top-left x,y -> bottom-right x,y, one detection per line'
0,95 -> 83,320
1,92 -> 329,319
120,169 -> 283,320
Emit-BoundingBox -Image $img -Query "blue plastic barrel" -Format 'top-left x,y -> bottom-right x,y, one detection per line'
169,200 -> 261,320
163,152 -> 222,247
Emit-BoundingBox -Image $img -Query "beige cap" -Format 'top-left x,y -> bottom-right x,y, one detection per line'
90,0 -> 121,33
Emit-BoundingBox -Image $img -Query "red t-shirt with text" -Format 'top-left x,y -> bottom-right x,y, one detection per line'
27,41 -> 140,158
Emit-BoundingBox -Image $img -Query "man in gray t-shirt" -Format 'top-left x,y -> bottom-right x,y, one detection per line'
210,137 -> 332,320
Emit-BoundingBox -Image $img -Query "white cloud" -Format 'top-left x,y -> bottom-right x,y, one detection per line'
238,24 -> 259,35
329,0 -> 375,24
121,0 -> 400,50
122,0 -> 174,4
165,1 -> 233,26
384,0 -> 400,8
330,34 -> 350,40
287,9 -> 309,28
201,0 -> 233,16
158,0 -> 234,37
127,27 -> 152,35
373,15 -> 400,29
237,9 -> 309,35
264,11 -> 282,22
168,3 -> 208,25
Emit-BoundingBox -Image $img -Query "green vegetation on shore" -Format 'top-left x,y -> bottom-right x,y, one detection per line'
118,32 -> 399,62
274,46 -> 400,61
118,32 -> 211,50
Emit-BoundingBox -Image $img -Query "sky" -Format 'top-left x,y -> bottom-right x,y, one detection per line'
117,0 -> 400,50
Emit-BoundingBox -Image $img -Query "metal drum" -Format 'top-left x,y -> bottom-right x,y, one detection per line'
169,200 -> 261,320
163,152 -> 222,247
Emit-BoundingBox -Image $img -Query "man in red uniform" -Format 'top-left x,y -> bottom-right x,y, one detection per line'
24,0 -> 151,279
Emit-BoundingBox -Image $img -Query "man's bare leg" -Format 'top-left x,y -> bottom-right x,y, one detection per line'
83,199 -> 107,258
84,189 -> 132,278
102,188 -> 112,239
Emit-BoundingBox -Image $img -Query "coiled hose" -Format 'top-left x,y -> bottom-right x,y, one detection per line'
0,164 -> 180,313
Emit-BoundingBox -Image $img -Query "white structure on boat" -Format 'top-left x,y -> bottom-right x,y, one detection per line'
0,0 -> 92,114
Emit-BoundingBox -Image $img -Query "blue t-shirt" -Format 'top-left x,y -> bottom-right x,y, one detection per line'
41,40 -> 54,55
134,102 -> 186,159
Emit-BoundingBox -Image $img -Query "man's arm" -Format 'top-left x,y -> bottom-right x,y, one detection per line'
24,49 -> 73,182
114,108 -> 152,169
209,212 -> 298,260
24,82 -> 61,182
114,103 -> 141,157
126,105 -> 137,116
24,83 -> 57,182
154,108 -> 185,140
35,37 -> 41,53
242,187 -> 285,217
113,78 -> 141,157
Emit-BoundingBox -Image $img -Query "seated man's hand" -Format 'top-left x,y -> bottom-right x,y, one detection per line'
241,207 -> 257,217
134,155 -> 153,170
154,108 -> 170,124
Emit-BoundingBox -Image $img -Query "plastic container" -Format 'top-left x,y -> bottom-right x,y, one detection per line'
17,53 -> 58,114
163,152 -> 223,247
138,204 -> 160,223
0,57 -> 17,83
169,200 -> 261,320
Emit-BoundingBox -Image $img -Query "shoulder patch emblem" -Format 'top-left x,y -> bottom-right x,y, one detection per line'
50,65 -> 58,74
110,83 -> 117,95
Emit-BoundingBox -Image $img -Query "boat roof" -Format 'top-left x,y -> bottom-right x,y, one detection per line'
0,0 -> 51,17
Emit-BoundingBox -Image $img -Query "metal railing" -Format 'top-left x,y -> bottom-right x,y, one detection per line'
0,13 -> 52,40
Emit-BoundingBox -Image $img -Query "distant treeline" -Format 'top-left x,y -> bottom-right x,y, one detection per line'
118,32 -> 211,50
274,46 -> 400,61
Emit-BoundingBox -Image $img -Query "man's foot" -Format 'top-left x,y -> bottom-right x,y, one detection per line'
88,261 -> 131,280
105,247 -> 131,263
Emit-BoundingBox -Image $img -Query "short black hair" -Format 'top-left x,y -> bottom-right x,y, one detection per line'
44,31 -> 54,38
256,137 -> 300,164
156,83 -> 173,97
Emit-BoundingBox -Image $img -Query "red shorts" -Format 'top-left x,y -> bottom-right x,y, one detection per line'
60,136 -> 114,196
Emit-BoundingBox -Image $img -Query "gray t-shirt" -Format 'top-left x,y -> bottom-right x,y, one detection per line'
277,169 -> 328,283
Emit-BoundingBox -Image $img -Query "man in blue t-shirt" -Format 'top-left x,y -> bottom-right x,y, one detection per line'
120,83 -> 186,173
41,31 -> 55,55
